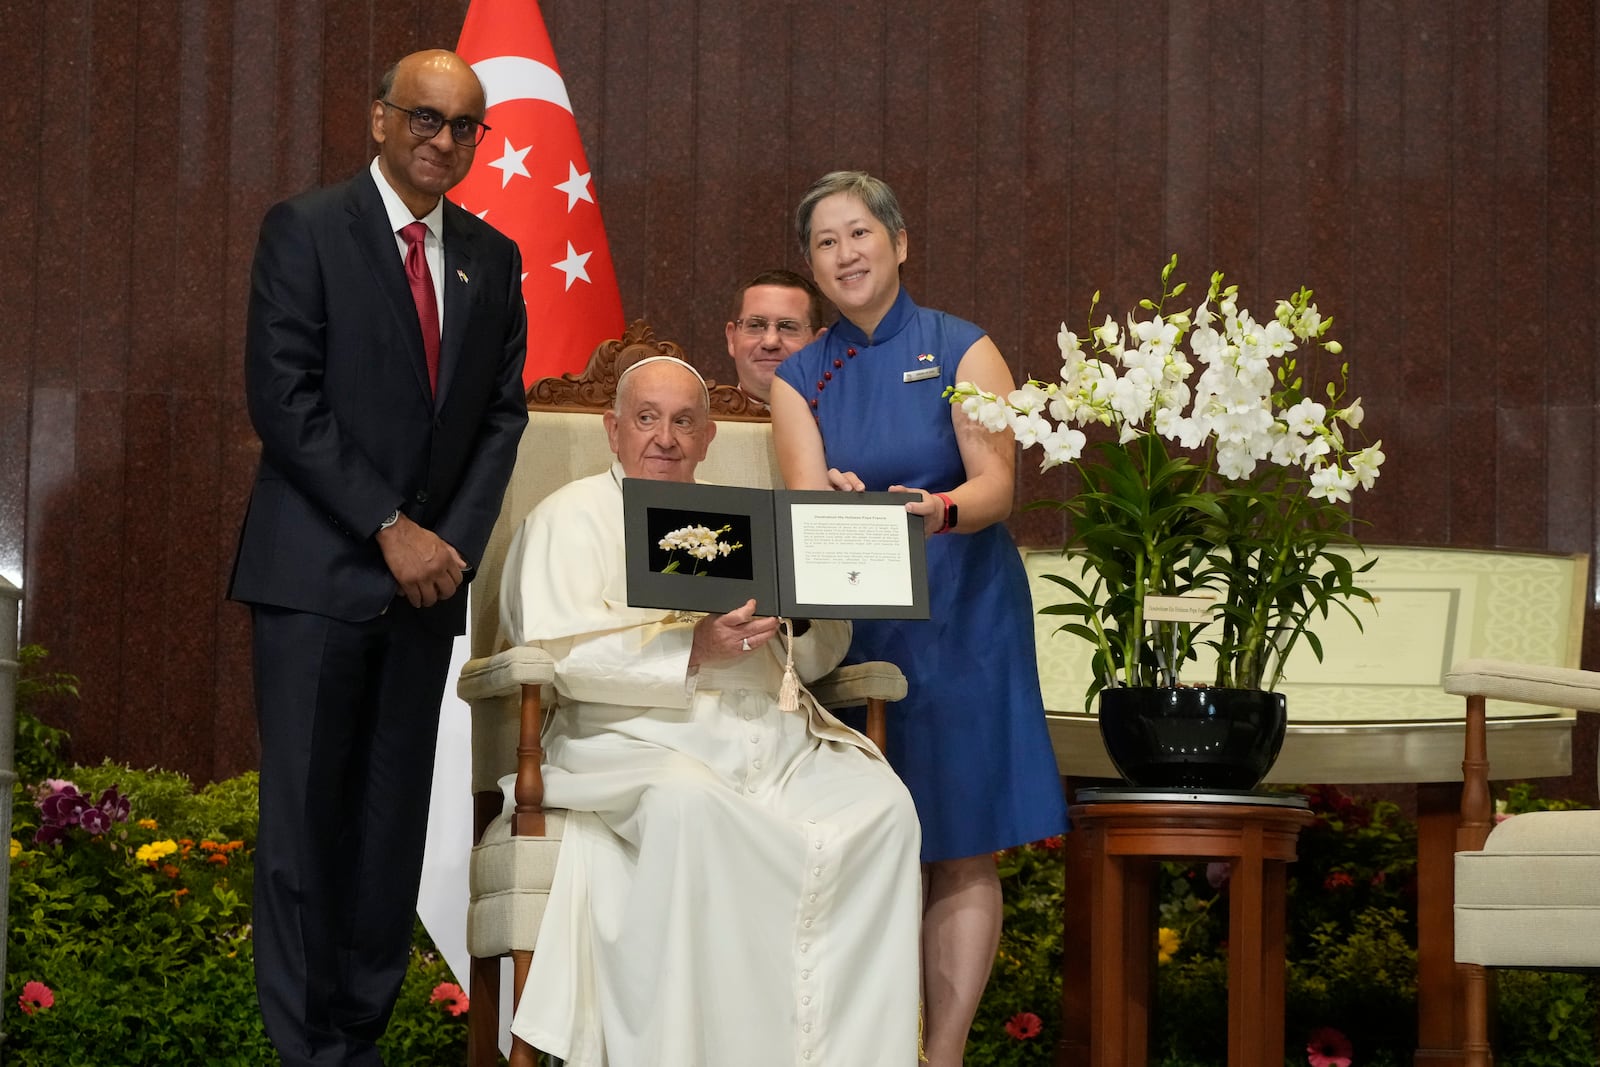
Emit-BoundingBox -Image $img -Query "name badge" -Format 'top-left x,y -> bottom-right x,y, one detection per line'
903,366 -> 940,383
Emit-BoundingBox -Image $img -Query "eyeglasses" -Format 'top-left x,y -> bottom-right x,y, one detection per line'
380,100 -> 491,147
736,317 -> 810,339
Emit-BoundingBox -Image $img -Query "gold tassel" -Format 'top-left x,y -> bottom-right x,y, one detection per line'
778,617 -> 799,712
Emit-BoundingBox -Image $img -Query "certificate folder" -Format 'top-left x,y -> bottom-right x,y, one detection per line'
622,479 -> 930,619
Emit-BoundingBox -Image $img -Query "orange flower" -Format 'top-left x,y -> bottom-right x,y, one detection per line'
430,981 -> 470,1016
19,981 -> 54,1015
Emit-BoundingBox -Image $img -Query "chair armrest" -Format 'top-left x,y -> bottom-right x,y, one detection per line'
809,660 -> 907,710
458,646 -> 556,703
1444,659 -> 1600,713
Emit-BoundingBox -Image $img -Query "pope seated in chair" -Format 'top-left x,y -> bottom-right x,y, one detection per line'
498,354 -> 923,1066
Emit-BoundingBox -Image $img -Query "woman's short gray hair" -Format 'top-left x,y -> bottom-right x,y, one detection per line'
794,171 -> 906,261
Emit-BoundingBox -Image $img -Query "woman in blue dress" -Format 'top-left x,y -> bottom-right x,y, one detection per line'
771,171 -> 1068,1065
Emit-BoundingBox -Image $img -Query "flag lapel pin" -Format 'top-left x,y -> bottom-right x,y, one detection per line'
456,269 -> 469,284
917,353 -> 935,362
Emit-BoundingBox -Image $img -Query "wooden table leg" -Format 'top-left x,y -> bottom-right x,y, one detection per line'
1415,783 -> 1466,1065
1088,839 -> 1134,1063
1060,827 -> 1093,1067
1121,855 -> 1155,1062
1227,826 -> 1267,1067
1260,858 -> 1290,1067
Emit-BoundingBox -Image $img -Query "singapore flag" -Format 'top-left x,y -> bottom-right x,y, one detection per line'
419,4 -> 622,1059
451,0 -> 626,387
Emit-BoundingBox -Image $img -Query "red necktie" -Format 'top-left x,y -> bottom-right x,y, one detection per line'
400,221 -> 440,394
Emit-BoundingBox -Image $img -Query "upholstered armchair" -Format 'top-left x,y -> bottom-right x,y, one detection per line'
1448,658 -> 1600,1066
456,323 -> 908,1067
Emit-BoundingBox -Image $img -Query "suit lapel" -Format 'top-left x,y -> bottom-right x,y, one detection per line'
347,173 -> 435,404
438,204 -> 477,407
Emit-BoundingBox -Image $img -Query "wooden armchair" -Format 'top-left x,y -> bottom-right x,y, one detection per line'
1448,659 -> 1600,1066
456,322 -> 908,1066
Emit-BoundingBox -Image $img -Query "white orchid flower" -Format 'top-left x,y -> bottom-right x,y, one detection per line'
1095,315 -> 1123,354
1350,442 -> 1385,489
1308,464 -> 1357,502
1283,398 -> 1328,437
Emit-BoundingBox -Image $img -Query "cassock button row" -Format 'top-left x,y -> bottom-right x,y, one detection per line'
803,1023 -> 812,1033
801,995 -> 811,1006
813,841 -> 822,849
753,759 -> 763,770
812,866 -> 822,876
800,943 -> 810,953
803,919 -> 813,928
800,969 -> 811,980
808,893 -> 817,903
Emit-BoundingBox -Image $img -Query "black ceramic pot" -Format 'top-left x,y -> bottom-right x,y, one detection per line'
1097,686 -> 1288,790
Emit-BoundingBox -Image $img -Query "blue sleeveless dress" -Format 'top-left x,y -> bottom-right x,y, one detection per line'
776,288 -> 1068,860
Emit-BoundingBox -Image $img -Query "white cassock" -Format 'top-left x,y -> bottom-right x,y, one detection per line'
498,464 -> 923,1067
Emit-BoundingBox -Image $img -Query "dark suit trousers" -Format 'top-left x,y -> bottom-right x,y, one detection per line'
251,603 -> 454,1067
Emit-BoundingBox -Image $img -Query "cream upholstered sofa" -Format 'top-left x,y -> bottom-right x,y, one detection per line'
1447,660 -> 1600,1067
454,323 -> 907,1067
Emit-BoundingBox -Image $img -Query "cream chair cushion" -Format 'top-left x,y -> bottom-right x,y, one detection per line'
467,810 -> 567,958
1455,809 -> 1600,968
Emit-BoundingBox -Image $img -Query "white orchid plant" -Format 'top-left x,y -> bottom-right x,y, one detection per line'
949,256 -> 1385,702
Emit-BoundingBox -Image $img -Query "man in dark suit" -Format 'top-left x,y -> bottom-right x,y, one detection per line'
230,49 -> 527,1066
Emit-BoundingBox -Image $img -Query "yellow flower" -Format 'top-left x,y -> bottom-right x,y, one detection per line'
9,838 -> 20,860
1157,927 -> 1181,964
137,818 -> 159,830
136,839 -> 179,864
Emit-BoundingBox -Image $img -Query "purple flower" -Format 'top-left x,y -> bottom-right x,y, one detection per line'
95,787 -> 131,824
33,823 -> 67,847
38,788 -> 88,827
1206,861 -> 1232,889
78,807 -> 111,836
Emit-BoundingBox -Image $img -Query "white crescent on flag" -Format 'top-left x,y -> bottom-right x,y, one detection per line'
473,54 -> 572,114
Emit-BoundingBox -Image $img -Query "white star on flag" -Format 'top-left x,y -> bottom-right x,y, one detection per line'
551,241 -> 592,290
486,138 -> 533,189
554,162 -> 595,211
450,0 -> 625,387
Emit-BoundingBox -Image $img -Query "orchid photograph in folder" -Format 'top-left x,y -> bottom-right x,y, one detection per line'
948,256 -> 1385,704
656,523 -> 746,576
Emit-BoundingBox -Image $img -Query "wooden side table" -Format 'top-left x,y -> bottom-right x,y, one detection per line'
1058,792 -> 1315,1067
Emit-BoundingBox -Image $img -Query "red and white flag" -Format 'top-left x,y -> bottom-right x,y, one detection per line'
453,0 -> 625,386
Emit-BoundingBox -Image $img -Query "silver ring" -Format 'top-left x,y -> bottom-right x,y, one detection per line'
740,637 -> 751,652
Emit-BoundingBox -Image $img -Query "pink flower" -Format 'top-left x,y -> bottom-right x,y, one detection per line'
1004,1011 -> 1042,1040
1323,871 -> 1355,890
1307,1026 -> 1353,1067
19,981 -> 55,1015
430,981 -> 469,1016
1206,861 -> 1232,888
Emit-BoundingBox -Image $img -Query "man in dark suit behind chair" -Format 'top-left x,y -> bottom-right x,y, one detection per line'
229,48 -> 528,1066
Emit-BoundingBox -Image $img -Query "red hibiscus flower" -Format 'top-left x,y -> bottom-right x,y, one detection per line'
430,981 -> 470,1016
19,981 -> 54,1015
1307,1025 -> 1353,1067
1004,1011 -> 1043,1040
